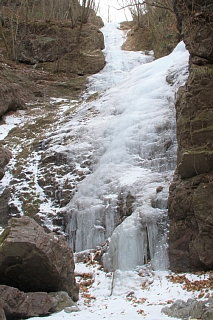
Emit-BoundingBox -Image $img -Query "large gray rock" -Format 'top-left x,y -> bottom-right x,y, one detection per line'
49,291 -> 79,313
203,308 -> 213,320
0,80 -> 30,118
0,216 -> 79,301
162,298 -> 213,320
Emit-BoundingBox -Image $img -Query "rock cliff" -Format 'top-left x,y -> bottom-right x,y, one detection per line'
169,0 -> 213,271
0,3 -> 105,118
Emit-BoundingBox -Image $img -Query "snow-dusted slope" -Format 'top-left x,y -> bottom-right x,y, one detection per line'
4,22 -> 208,320
0,23 -> 189,273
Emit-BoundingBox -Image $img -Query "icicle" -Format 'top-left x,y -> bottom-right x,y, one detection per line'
102,209 -> 169,272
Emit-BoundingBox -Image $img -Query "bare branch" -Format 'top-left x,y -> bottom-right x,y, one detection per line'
115,0 -> 174,14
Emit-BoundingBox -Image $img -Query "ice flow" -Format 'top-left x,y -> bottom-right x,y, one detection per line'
64,22 -> 189,271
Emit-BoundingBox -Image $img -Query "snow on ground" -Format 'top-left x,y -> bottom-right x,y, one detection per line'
31,258 -> 213,320
0,111 -> 24,140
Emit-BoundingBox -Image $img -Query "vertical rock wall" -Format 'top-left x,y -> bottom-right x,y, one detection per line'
168,0 -> 213,271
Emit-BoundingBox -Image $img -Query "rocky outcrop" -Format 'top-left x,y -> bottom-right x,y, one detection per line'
0,285 -> 53,319
0,5 -> 105,118
0,145 -> 12,180
169,0 -> 213,271
0,216 -> 79,301
49,291 -> 79,313
0,79 -> 33,118
162,298 -> 213,320
0,286 -> 79,319
17,21 -> 105,76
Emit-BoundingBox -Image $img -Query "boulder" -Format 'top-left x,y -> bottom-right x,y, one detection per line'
162,298 -> 213,320
0,286 -> 79,319
203,308 -> 213,320
0,80 -> 30,118
0,285 -> 52,319
49,291 -> 79,313
0,216 -> 79,301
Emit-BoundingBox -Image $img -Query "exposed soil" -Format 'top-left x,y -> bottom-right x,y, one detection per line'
120,20 -> 179,58
120,22 -> 153,53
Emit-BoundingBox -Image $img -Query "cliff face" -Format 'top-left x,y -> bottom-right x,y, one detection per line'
169,0 -> 213,271
0,5 -> 105,118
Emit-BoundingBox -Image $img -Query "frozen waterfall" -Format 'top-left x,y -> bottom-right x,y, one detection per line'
62,22 -> 189,271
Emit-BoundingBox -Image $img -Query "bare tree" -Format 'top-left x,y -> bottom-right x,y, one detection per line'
77,0 -> 97,44
0,13 -> 10,56
118,0 -> 174,14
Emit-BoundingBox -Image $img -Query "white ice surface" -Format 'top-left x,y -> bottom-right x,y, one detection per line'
62,24 -> 189,270
84,23 -> 153,96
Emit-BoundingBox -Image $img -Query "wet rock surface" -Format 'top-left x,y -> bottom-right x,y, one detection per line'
169,0 -> 213,271
0,216 -> 79,301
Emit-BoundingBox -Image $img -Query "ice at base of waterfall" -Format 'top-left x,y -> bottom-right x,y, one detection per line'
31,260 -> 209,320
